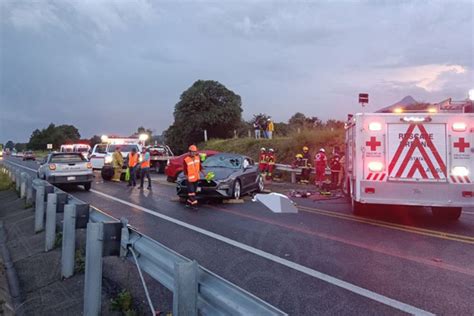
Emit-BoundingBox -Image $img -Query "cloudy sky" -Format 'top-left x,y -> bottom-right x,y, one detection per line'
0,0 -> 473,144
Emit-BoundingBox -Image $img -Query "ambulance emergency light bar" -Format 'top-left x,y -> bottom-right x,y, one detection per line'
400,116 -> 432,123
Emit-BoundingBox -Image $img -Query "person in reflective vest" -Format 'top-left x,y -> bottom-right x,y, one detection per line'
127,147 -> 139,187
266,148 -> 276,180
139,147 -> 152,190
329,152 -> 341,189
183,145 -> 203,208
258,148 -> 268,176
301,146 -> 312,184
314,148 -> 327,188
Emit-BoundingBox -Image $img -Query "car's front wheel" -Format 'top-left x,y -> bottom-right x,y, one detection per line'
232,180 -> 241,200
83,182 -> 91,191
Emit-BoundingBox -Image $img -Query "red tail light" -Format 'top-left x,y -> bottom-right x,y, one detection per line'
462,191 -> 473,198
365,187 -> 375,194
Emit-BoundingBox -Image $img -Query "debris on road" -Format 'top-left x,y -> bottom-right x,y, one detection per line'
253,193 -> 298,213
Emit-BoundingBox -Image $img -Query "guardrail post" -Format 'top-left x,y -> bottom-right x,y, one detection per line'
20,172 -> 27,199
45,193 -> 57,252
26,175 -> 33,205
173,260 -> 198,316
84,222 -> 104,316
35,184 -> 45,233
61,204 -> 76,279
15,169 -> 21,192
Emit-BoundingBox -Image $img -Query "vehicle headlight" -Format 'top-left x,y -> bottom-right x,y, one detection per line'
104,156 -> 113,164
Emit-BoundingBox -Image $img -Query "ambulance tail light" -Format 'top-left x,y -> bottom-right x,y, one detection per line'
368,162 -> 384,172
452,166 -> 469,177
452,122 -> 467,132
462,191 -> 473,198
365,187 -> 375,194
369,122 -> 382,131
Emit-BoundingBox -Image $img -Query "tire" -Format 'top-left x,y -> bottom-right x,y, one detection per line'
101,168 -> 113,181
83,182 -> 91,191
256,175 -> 264,193
432,207 -> 462,220
231,180 -> 242,200
352,198 -> 366,216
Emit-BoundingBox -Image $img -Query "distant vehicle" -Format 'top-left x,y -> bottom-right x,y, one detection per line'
176,153 -> 264,200
148,144 -> 174,173
165,150 -> 218,182
89,137 -> 141,170
37,152 -> 93,191
60,144 -> 91,158
0,145 -> 3,159
101,143 -> 142,181
343,102 -> 473,220
22,151 -> 36,161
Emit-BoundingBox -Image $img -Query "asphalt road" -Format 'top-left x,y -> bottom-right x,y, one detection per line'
4,156 -> 474,315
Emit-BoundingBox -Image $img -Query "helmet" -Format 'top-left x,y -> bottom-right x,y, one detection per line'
303,146 -> 309,151
269,148 -> 274,152
296,154 -> 303,158
188,145 -> 198,152
260,147 -> 266,152
319,148 -> 325,152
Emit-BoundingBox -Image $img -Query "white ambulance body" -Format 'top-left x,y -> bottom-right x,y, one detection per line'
344,110 -> 473,219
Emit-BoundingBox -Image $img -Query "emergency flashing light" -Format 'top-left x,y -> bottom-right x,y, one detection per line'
86,162 -> 92,169
452,122 -> 467,132
428,108 -> 437,113
49,164 -> 56,171
394,108 -> 403,113
401,116 -> 431,123
452,166 -> 469,177
101,135 -> 109,143
139,134 -> 149,142
468,89 -> 474,101
368,122 -> 382,131
368,161 -> 384,172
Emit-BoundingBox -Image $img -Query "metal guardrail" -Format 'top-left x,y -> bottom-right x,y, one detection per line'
0,160 -> 287,316
275,163 -> 331,183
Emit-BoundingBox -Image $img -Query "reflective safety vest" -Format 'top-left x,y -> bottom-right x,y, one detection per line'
141,153 -> 150,168
128,152 -> 138,167
267,153 -> 275,165
184,156 -> 201,183
259,153 -> 267,164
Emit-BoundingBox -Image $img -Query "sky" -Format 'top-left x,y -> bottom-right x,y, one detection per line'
0,0 -> 473,144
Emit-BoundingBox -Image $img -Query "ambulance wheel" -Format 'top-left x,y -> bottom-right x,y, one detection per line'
351,199 -> 366,216
431,207 -> 462,220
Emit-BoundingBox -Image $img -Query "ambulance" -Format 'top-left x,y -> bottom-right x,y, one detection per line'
89,136 -> 142,170
343,99 -> 473,220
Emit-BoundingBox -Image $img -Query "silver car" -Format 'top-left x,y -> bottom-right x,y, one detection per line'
38,152 -> 94,191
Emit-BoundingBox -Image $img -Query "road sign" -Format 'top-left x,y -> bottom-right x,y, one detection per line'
359,93 -> 369,104
47,144 -> 53,149
388,123 -> 447,181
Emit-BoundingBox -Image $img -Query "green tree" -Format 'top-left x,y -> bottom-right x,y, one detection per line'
165,80 -> 243,153
14,143 -> 27,152
5,140 -> 14,150
89,135 -> 102,147
288,112 -> 306,128
28,123 -> 80,150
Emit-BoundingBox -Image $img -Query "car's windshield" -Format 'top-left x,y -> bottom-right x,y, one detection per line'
108,145 -> 138,153
203,155 -> 242,169
94,144 -> 107,154
50,154 -> 86,163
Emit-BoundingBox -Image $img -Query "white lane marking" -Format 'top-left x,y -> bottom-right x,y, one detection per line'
90,188 -> 433,316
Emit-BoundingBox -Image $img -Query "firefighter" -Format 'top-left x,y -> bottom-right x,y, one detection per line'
258,147 -> 268,176
266,148 -> 276,180
292,154 -> 305,183
111,147 -> 123,182
183,145 -> 204,208
314,148 -> 327,188
301,146 -> 312,184
127,147 -> 139,187
329,152 -> 342,189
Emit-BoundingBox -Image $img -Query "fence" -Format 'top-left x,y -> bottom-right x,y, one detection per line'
0,160 -> 287,316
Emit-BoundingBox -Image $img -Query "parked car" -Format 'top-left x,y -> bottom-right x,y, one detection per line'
165,150 -> 218,182
176,153 -> 264,200
37,152 -> 93,191
22,151 -> 36,161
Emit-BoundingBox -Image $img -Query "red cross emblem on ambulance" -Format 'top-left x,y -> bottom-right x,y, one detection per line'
366,137 -> 381,151
454,137 -> 470,153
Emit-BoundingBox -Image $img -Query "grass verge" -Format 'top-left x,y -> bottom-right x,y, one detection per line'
0,171 -> 13,191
